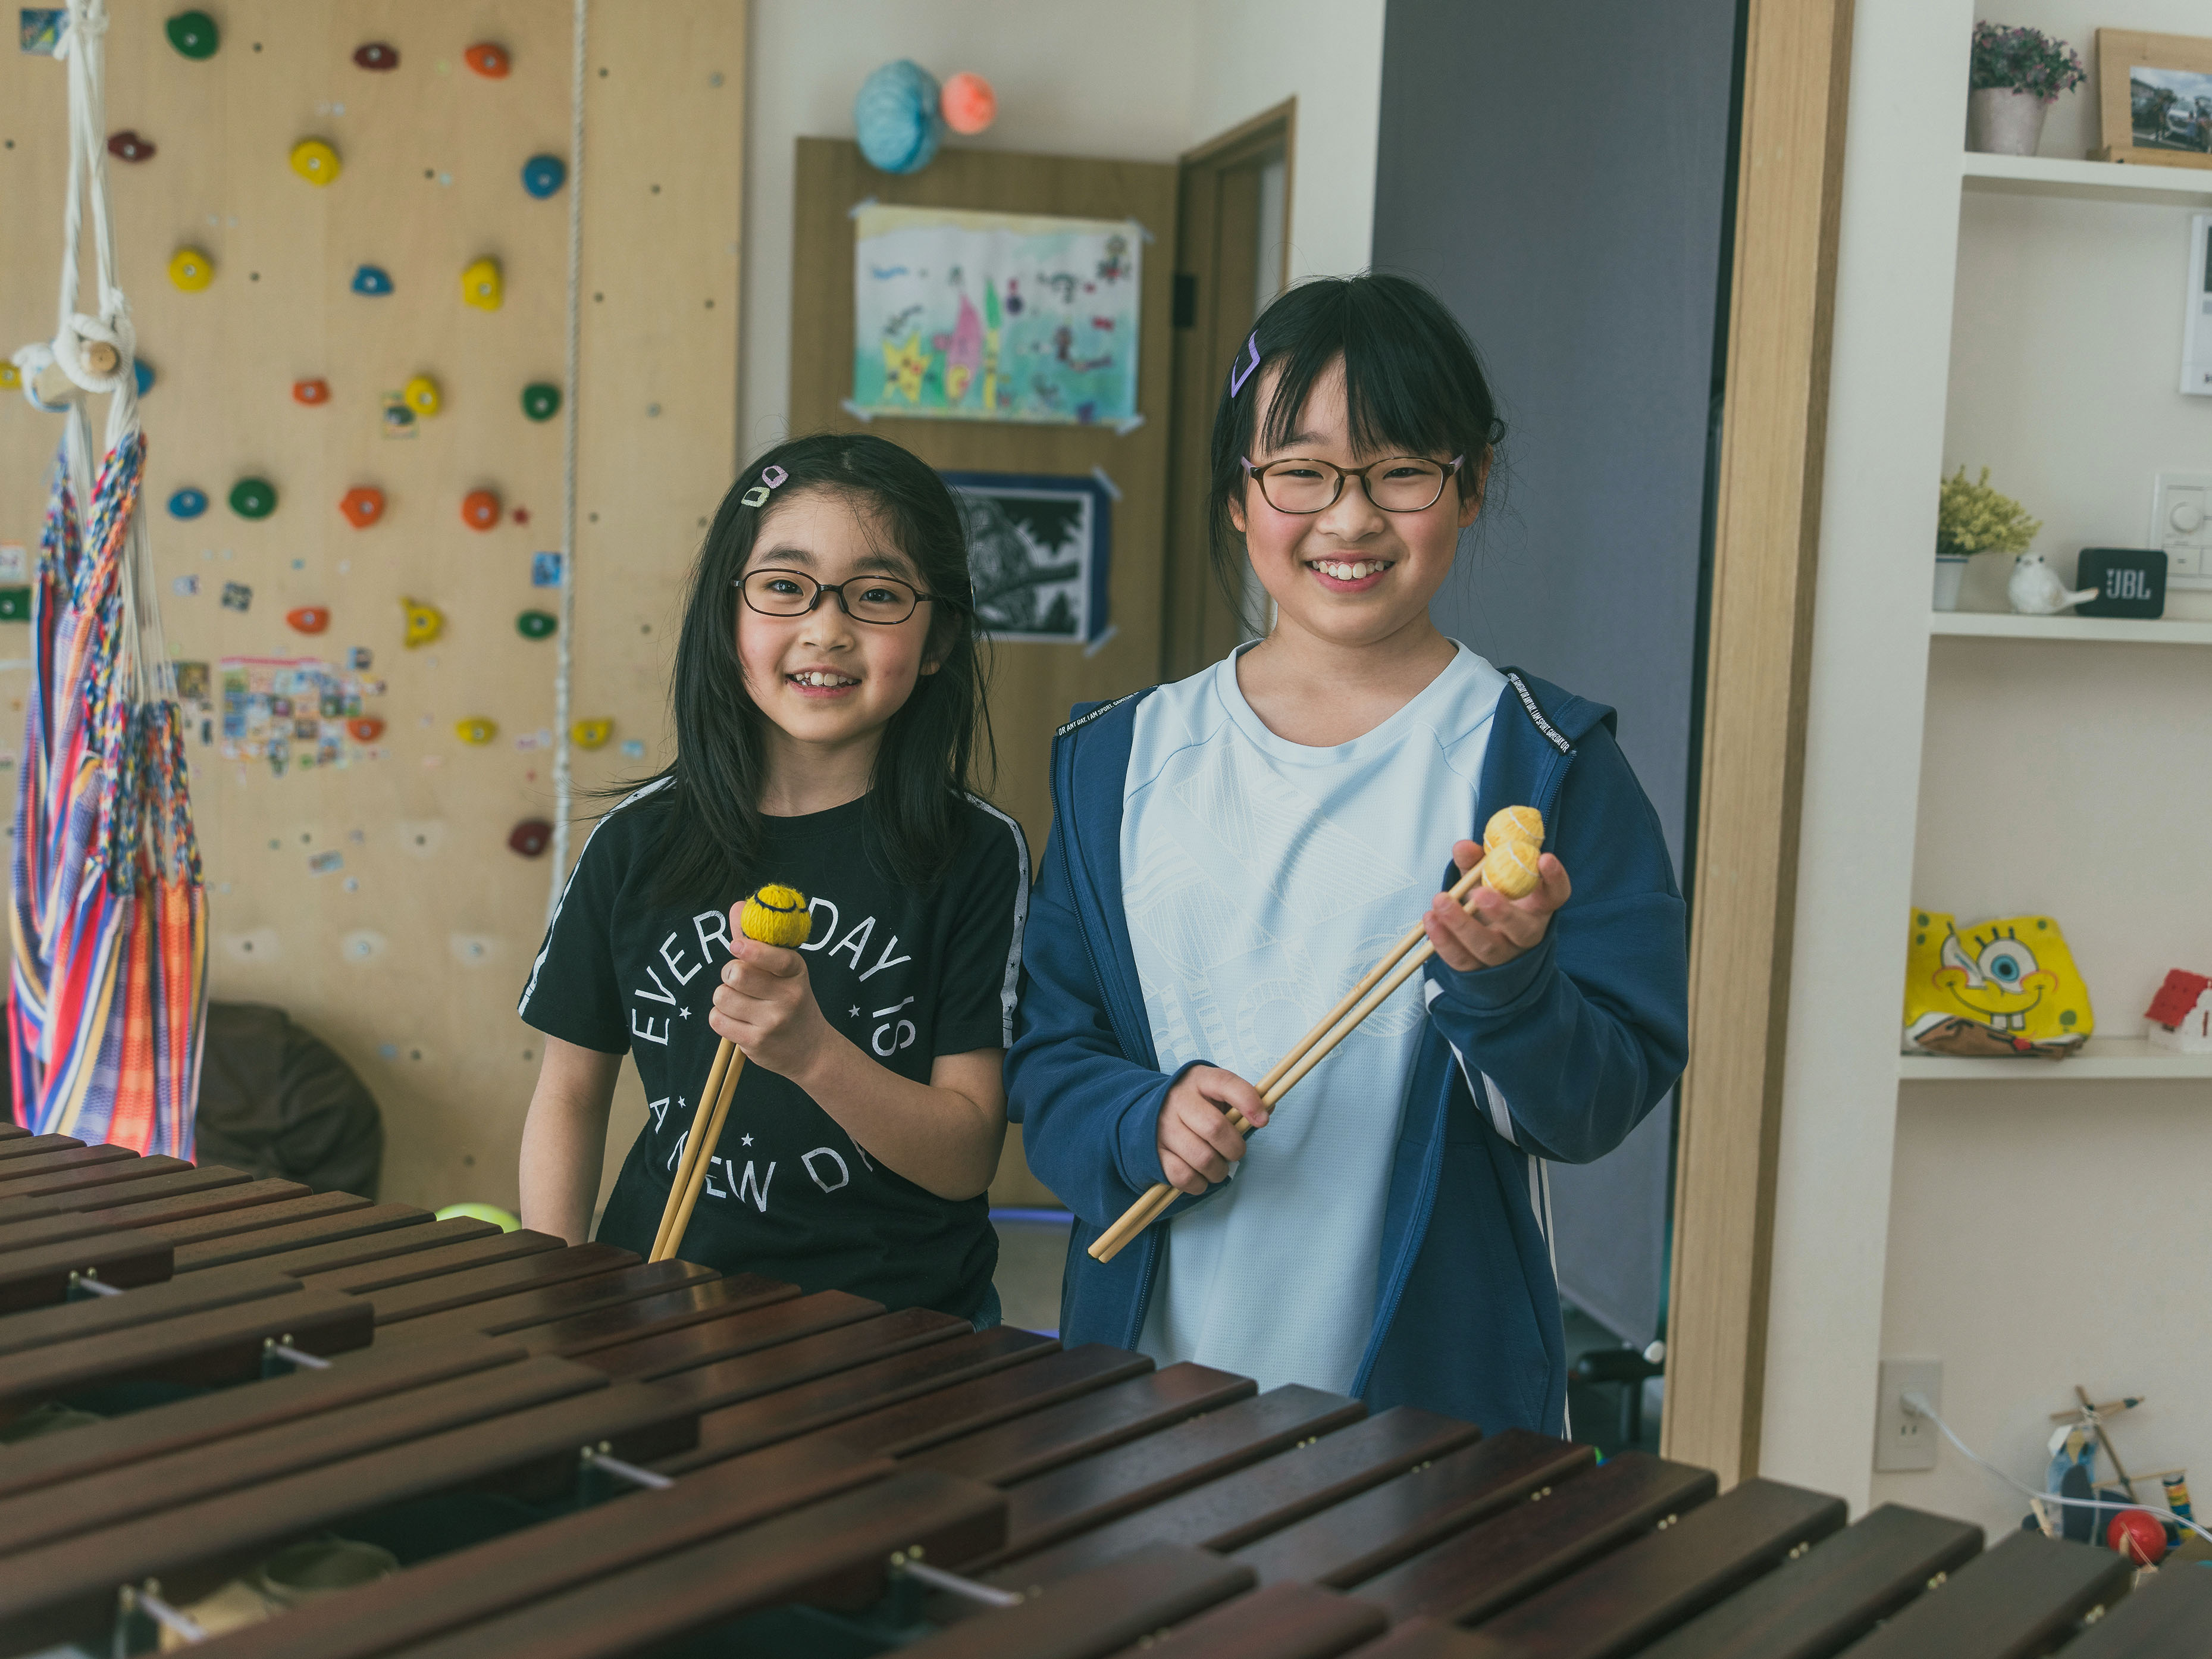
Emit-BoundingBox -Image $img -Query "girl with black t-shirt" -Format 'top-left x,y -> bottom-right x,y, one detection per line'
517,434 -> 1027,1323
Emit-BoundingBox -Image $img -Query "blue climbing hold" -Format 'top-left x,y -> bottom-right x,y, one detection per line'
521,154 -> 566,198
854,60 -> 942,175
134,359 -> 155,396
167,487 -> 208,519
350,264 -> 394,296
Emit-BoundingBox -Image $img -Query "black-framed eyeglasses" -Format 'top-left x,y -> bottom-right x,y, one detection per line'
736,567 -> 948,626
1242,453 -> 1464,515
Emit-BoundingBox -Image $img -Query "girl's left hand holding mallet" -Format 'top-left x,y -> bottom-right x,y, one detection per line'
651,885 -> 812,1262
1423,837 -> 1571,971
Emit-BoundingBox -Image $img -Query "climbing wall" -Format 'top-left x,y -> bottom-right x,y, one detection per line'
0,1 -> 745,1211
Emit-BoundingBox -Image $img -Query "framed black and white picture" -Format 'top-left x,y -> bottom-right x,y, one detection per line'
941,469 -> 1114,646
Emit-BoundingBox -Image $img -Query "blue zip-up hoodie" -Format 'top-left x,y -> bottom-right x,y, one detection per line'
1005,668 -> 1688,1435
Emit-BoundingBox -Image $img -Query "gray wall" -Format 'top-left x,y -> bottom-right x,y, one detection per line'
1373,0 -> 1738,1346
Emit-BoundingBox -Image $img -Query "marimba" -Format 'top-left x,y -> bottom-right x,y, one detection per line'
1,1125 -> 2205,1659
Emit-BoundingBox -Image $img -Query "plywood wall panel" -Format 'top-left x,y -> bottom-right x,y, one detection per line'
0,1 -> 743,1213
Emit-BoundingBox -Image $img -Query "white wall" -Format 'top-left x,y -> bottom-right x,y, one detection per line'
738,0 -> 1385,456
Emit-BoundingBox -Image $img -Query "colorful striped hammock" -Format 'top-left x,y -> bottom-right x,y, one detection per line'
8,0 -> 206,1154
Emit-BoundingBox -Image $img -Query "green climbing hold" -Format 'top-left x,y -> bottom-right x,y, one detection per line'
516,609 -> 557,640
165,10 -> 218,59
521,382 -> 562,422
228,477 -> 277,519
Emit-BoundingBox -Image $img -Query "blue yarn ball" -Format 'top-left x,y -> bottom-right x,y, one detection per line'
854,60 -> 941,174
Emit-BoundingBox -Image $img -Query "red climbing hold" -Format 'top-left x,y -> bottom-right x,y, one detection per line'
106,131 -> 155,162
286,606 -> 331,635
293,377 -> 331,405
461,489 -> 502,530
507,819 -> 553,857
339,486 -> 386,528
352,42 -> 397,71
347,717 -> 386,742
463,42 -> 511,79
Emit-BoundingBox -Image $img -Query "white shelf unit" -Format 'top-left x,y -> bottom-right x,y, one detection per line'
1928,611 -> 2212,644
1900,1037 -> 2212,1082
1961,152 -> 2212,207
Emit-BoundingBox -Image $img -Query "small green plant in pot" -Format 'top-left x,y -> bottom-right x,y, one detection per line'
1967,23 -> 2086,156
1934,465 -> 2041,611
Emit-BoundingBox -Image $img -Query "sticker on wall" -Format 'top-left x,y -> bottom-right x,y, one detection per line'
350,264 -> 394,297
19,10 -> 65,54
220,581 -> 252,612
521,154 -> 566,198
167,487 -> 208,519
401,599 -> 443,647
506,819 -> 552,857
347,647 -> 372,670
339,486 -> 384,528
619,738 -> 646,759
173,662 -> 209,702
308,850 -> 344,876
403,375 -> 442,417
172,574 -> 199,597
202,655 -> 390,776
352,42 -> 398,71
165,10 -> 218,60
460,489 -> 501,530
0,544 -> 26,581
228,478 -> 277,519
530,552 -> 562,587
293,378 -> 330,406
463,41 -> 510,78
460,257 -> 503,311
106,130 -> 155,162
1901,909 -> 2095,1060
289,138 -> 341,186
521,382 -> 561,421
168,248 -> 214,292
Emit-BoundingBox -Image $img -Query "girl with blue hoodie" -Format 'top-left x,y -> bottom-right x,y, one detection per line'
1006,273 -> 1689,1435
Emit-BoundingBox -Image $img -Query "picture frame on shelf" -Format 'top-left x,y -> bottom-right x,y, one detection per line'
2094,29 -> 2212,170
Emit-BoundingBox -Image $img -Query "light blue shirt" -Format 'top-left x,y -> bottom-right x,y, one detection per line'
1123,642 -> 1507,1393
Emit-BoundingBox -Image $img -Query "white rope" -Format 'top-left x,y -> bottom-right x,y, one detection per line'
547,0 -> 587,924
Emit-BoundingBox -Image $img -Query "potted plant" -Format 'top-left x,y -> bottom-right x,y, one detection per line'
1967,23 -> 2086,156
1935,465 -> 2041,611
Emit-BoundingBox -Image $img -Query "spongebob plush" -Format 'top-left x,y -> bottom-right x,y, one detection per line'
1903,910 -> 2094,1059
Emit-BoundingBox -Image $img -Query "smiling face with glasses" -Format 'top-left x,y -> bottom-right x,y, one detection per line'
732,490 -> 948,772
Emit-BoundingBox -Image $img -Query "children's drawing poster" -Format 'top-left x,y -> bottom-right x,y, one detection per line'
942,471 -> 1113,644
853,206 -> 1141,426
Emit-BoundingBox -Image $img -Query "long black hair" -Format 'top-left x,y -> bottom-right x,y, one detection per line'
626,432 -> 992,902
1207,273 -> 1507,622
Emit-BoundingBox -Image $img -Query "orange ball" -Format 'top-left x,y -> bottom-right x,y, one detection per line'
940,70 -> 995,135
461,489 -> 502,530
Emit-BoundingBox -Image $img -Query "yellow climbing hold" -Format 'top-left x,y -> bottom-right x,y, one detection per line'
402,598 -> 444,647
289,137 -> 341,186
0,364 -> 17,391
455,716 -> 497,746
461,258 -> 503,311
571,718 -> 612,750
741,885 -> 814,948
168,248 -> 214,292
403,375 -> 443,417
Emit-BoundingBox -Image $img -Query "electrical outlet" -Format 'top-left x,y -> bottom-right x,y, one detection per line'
1875,1358 -> 1942,1473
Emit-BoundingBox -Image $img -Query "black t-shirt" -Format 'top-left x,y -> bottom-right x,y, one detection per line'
517,782 -> 1029,1317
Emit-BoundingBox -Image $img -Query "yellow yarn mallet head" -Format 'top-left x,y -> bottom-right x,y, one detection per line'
1478,806 -> 1546,899
741,884 -> 813,948
1483,805 -> 1544,854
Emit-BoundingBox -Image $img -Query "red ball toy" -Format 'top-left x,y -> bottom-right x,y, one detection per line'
940,71 -> 995,136
2107,1508 -> 2167,1566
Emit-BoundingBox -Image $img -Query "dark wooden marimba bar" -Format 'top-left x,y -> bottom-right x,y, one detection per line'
1,1124 -> 2205,1658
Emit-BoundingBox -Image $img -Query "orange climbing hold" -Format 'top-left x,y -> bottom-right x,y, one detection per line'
339,486 -> 385,528
463,42 -> 510,79
293,378 -> 330,405
286,606 -> 330,634
347,717 -> 386,742
460,489 -> 502,530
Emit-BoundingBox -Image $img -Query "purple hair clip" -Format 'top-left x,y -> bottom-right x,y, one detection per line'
1228,332 -> 1259,397
740,463 -> 789,509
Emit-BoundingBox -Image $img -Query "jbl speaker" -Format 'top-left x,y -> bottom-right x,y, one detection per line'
2075,548 -> 2166,619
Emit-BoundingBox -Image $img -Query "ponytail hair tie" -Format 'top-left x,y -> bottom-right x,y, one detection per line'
740,464 -> 789,509
1228,333 -> 1260,397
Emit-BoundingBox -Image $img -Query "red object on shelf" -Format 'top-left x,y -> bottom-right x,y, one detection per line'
2107,1508 -> 2166,1566
346,717 -> 385,742
463,42 -> 510,79
286,606 -> 330,635
2146,969 -> 2211,1029
339,486 -> 385,528
352,42 -> 397,71
461,489 -> 501,530
106,130 -> 155,162
507,819 -> 552,857
293,378 -> 331,405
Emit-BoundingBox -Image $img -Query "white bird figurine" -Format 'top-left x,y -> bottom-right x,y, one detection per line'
2008,552 -> 2098,616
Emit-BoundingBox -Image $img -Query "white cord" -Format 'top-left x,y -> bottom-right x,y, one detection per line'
546,0 -> 587,925
1901,1391 -> 2212,1548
